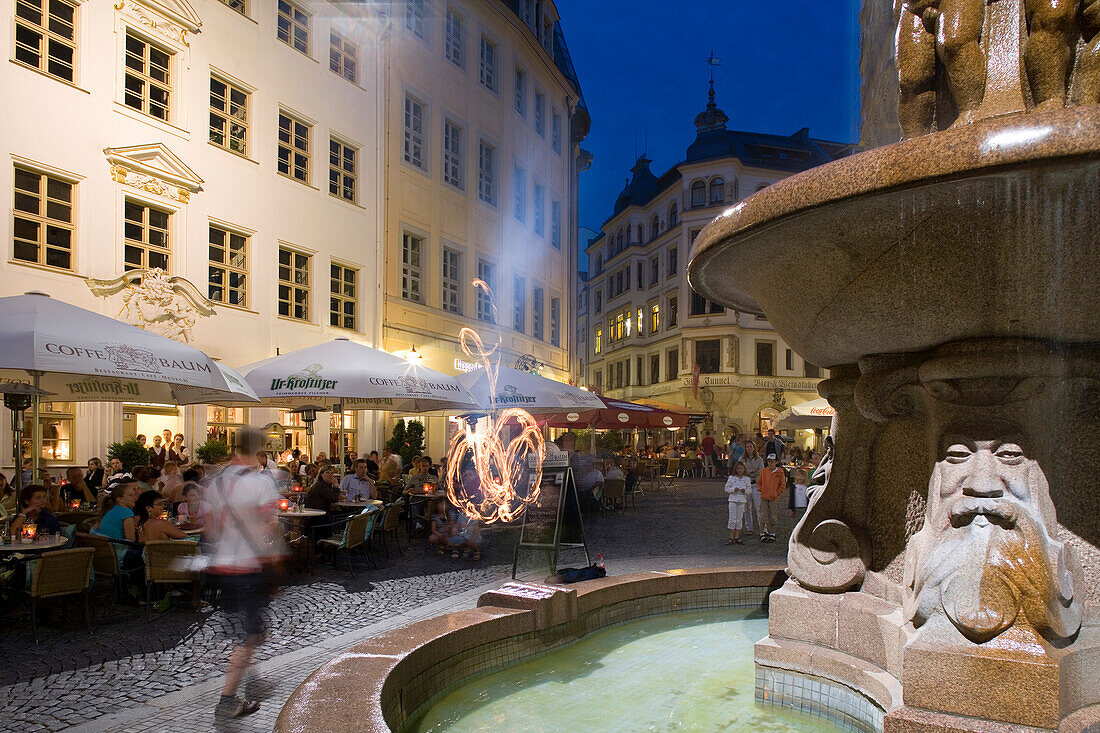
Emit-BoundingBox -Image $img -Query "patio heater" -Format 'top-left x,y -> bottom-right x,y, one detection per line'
0,382 -> 52,492
292,406 -> 319,463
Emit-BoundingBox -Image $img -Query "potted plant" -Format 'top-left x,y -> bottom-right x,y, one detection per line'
195,440 -> 231,465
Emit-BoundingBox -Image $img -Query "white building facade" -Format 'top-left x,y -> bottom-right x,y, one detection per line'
2,0 -> 387,467
582,84 -> 853,447
380,0 -> 590,458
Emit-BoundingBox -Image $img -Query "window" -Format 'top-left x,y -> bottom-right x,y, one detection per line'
512,275 -> 525,333
690,289 -> 706,316
329,30 -> 358,83
668,246 -> 678,276
785,348 -> 793,371
278,248 -> 310,320
594,370 -> 602,391
13,166 -> 73,270
637,356 -> 644,386
329,263 -> 357,329
218,0 -> 247,14
277,410 -> 308,452
650,303 -> 659,333
401,232 -> 423,303
444,8 -> 464,68
756,341 -> 775,376
478,140 -> 496,204
614,312 -> 624,340
552,110 -> 562,154
514,65 -> 526,116
534,91 -> 545,137
14,0 -> 76,82
123,199 -> 169,271
329,137 -> 358,203
550,295 -> 560,346
710,177 -> 724,204
443,120 -> 463,189
636,266 -> 643,290
594,290 -> 602,313
690,180 -> 706,207
209,75 -> 249,155
277,111 -> 310,182
123,32 -> 171,121
405,0 -> 425,39
532,287 -> 544,340
709,299 -> 724,314
649,257 -> 659,286
479,35 -> 497,91
277,0 -> 310,55
207,406 -> 248,451
668,296 -> 677,327
551,200 -> 562,250
668,348 -> 679,380
403,94 -> 426,170
442,248 -> 461,314
805,362 -> 821,378
329,410 -> 357,456
477,260 -> 494,322
668,202 -> 678,226
512,164 -> 526,221
594,329 -> 601,355
697,340 -> 720,373
208,224 -> 247,307
533,184 -> 545,236
23,400 -> 74,461
650,214 -> 660,240
651,354 -> 660,385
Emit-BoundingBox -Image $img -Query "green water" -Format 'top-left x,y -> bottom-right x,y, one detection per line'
412,610 -> 839,732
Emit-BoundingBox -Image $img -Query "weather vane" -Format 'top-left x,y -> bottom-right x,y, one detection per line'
705,51 -> 721,82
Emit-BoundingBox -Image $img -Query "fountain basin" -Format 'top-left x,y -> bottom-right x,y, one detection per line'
274,567 -> 893,732
688,105 -> 1100,368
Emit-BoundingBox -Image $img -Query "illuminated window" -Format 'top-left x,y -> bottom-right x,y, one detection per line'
208,224 -> 248,307
650,303 -> 659,333
594,328 -> 601,354
210,75 -> 249,155
124,199 -> 169,271
208,406 -> 248,450
444,7 -> 464,68
277,0 -> 310,55
329,137 -> 357,202
328,410 -> 357,456
14,0 -> 76,82
329,263 -> 357,330
401,232 -> 423,303
329,30 -> 358,83
123,32 -> 171,121
12,166 -> 73,270
277,110 -> 310,183
403,94 -> 426,170
24,401 -> 73,461
615,313 -> 624,340
278,247 -> 310,321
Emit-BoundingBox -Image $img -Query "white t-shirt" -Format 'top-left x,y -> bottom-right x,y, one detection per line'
793,483 -> 809,509
724,475 -> 751,503
206,466 -> 284,574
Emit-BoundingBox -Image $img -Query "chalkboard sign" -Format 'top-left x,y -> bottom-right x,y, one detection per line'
512,453 -> 590,577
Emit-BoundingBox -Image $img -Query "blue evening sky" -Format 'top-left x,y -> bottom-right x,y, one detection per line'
553,0 -> 863,269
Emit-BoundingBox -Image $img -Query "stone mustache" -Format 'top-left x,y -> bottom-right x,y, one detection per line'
903,437 -> 1082,644
897,0 -> 1100,137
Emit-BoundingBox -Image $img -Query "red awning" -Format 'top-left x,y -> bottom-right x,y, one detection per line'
538,396 -> 690,429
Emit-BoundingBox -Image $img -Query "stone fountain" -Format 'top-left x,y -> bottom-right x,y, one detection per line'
689,1 -> 1100,730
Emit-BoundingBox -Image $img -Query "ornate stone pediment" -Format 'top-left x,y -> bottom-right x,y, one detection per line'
87,268 -> 216,343
105,143 -> 203,203
114,0 -> 201,46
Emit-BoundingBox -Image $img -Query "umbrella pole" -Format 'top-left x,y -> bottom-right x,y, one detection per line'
337,401 -> 345,473
31,373 -> 40,479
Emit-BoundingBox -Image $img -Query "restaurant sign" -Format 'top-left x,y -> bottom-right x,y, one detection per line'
750,377 -> 820,391
270,363 -> 339,392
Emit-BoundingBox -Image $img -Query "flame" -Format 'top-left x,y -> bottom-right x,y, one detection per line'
445,281 -> 545,523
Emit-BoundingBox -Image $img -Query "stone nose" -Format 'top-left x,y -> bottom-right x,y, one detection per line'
961,450 -> 1006,498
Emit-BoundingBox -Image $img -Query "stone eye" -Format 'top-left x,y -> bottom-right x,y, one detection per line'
945,444 -> 971,463
995,444 -> 1024,462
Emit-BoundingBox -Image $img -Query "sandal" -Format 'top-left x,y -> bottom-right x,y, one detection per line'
451,550 -> 460,559
435,548 -> 444,556
472,552 -> 481,561
724,539 -> 735,545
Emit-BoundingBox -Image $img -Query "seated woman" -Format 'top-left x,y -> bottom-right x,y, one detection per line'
157,461 -> 184,504
446,510 -> 482,561
94,481 -> 140,551
134,490 -> 187,542
176,483 -> 212,526
0,472 -> 15,515
64,466 -> 96,505
426,497 -> 453,555
9,484 -> 62,538
305,466 -> 341,513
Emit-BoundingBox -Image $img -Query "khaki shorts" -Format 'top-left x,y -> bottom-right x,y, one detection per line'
760,499 -> 779,528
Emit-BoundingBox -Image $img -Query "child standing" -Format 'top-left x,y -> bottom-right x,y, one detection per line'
789,468 -> 810,524
757,454 -> 786,543
724,461 -> 751,545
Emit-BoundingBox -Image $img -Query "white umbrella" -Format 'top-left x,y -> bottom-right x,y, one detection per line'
237,338 -> 479,412
457,364 -> 604,413
0,292 -> 259,404
773,397 -> 835,430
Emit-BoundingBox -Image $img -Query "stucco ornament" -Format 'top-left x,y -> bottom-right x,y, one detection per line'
87,268 -> 216,343
904,433 -> 1082,644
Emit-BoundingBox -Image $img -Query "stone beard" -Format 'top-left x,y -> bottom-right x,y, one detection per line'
904,438 -> 1081,644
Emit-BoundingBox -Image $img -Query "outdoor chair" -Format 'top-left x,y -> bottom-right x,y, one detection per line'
75,532 -> 125,618
602,479 -> 626,514
623,472 -> 640,510
24,547 -> 94,644
376,499 -> 404,557
657,459 -> 678,491
631,462 -> 649,499
143,540 -> 201,622
316,511 -> 373,575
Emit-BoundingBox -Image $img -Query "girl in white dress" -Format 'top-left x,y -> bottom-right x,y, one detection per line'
724,461 -> 751,545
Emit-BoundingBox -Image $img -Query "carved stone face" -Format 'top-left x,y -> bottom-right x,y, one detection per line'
904,435 -> 1081,644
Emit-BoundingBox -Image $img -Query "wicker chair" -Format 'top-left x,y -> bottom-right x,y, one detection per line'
376,499 -> 404,557
75,532 -> 124,617
25,547 -> 94,644
316,511 -> 373,575
602,479 -> 626,513
143,540 -> 201,622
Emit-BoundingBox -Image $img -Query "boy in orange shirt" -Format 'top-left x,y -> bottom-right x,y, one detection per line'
757,453 -> 786,542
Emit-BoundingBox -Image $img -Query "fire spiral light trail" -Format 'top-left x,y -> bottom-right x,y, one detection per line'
444,281 -> 546,523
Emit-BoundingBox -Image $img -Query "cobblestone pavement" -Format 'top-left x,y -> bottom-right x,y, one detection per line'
0,477 -> 793,732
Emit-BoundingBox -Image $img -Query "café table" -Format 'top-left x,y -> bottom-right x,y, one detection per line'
278,508 -> 326,519
0,536 -> 70,554
336,500 -> 383,510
